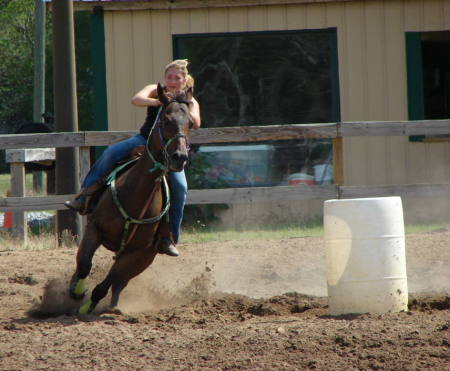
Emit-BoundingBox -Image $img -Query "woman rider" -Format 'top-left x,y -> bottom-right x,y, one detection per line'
65,59 -> 201,257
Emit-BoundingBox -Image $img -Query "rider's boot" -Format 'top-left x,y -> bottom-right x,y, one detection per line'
157,221 -> 179,257
158,237 -> 179,257
64,180 -> 104,215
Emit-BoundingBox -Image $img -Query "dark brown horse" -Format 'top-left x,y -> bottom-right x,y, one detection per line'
69,83 -> 193,314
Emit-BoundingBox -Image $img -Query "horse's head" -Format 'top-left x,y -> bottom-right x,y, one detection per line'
155,83 -> 193,172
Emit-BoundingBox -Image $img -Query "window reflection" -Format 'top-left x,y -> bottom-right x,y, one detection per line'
174,30 -> 340,189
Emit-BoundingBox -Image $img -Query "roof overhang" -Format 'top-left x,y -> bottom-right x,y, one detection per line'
69,0 -> 355,11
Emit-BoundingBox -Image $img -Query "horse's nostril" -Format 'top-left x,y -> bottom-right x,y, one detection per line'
171,151 -> 188,163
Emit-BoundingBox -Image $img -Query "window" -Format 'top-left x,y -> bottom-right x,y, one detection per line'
406,31 -> 450,142
174,29 -> 340,188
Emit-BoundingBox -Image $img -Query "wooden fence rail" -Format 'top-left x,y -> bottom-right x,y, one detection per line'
0,119 -> 449,149
1,119 -> 450,241
0,183 -> 449,212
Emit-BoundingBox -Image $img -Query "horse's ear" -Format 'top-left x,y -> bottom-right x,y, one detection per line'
185,86 -> 193,101
157,83 -> 170,106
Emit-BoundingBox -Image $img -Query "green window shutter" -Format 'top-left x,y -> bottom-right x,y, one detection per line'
90,9 -> 108,157
405,32 -> 425,142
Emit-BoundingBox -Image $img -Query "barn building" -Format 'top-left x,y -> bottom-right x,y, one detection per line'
72,0 -> 450,226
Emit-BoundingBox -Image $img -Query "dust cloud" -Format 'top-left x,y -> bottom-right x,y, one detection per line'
117,237 -> 327,314
116,230 -> 450,315
31,229 -> 449,317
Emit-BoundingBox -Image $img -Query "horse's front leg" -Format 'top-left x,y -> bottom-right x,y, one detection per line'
79,245 -> 158,314
69,224 -> 101,300
110,246 -> 158,309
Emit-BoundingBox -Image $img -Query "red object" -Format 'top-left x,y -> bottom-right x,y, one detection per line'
288,179 -> 315,186
3,212 -> 13,229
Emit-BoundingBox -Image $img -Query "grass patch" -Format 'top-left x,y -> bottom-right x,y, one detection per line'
0,174 -> 11,196
0,173 -> 46,197
0,221 -> 447,250
181,221 -> 450,244
182,224 -> 324,244
0,230 -> 67,252
404,222 -> 450,234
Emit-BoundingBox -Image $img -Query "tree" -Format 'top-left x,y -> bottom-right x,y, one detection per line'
0,1 -> 94,134
0,0 -> 42,133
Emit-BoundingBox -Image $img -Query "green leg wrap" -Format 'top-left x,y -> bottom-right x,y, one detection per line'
78,300 -> 92,315
73,278 -> 86,297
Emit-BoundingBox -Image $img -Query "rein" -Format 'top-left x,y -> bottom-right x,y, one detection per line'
107,101 -> 188,258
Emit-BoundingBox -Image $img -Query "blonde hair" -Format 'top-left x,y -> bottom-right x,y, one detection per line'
165,59 -> 194,90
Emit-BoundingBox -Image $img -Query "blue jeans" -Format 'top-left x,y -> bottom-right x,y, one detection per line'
82,134 -> 187,243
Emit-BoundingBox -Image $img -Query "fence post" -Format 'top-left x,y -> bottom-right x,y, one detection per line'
332,137 -> 344,186
10,163 -> 27,245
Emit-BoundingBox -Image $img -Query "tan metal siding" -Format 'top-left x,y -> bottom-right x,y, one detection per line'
228,7 -> 248,31
286,4 -> 307,29
208,8 -> 228,32
365,1 -> 388,185
189,8 -> 209,33
267,5 -> 286,29
342,2 -> 368,185
385,1 -> 408,185
103,0 -> 450,187
306,3 -> 327,28
131,11 -> 153,118
110,12 -> 135,131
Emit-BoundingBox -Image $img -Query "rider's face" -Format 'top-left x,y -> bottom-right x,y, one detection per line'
164,68 -> 186,93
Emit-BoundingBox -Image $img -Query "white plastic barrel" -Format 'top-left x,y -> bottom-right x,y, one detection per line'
324,197 -> 408,315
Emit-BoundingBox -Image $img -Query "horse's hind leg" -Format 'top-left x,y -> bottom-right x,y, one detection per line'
69,224 -> 101,300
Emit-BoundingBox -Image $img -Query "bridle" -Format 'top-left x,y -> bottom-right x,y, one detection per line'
146,99 -> 191,174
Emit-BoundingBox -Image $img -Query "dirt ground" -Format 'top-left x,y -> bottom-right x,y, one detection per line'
0,230 -> 448,370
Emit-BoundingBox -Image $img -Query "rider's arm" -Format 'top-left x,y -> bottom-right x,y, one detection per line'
190,98 -> 201,129
131,84 -> 161,107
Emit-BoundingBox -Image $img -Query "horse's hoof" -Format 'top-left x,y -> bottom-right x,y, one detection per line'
103,307 -> 122,315
78,299 -> 93,315
69,278 -> 86,301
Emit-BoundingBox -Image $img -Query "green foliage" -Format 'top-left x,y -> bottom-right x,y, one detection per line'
0,3 -> 94,133
0,0 -> 37,132
74,12 -> 94,132
0,3 -> 95,174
